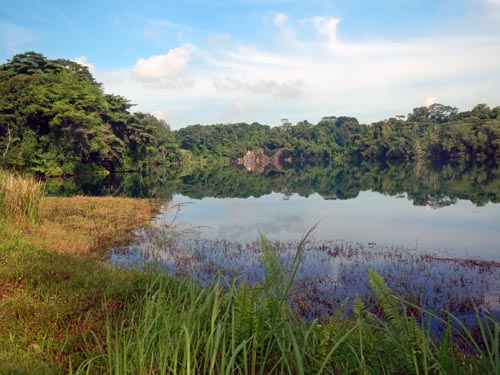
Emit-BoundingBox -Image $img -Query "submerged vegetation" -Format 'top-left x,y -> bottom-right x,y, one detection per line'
75,235 -> 500,375
0,170 -> 498,374
120,228 -> 500,323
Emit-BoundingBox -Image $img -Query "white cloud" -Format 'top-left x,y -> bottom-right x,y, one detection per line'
221,99 -> 256,122
132,44 -> 196,87
73,56 -> 97,75
214,77 -> 304,98
484,0 -> 500,18
72,56 -> 124,87
274,12 -> 288,28
301,16 -> 340,44
151,110 -> 174,122
274,12 -> 295,40
424,97 -> 438,107
93,11 -> 500,128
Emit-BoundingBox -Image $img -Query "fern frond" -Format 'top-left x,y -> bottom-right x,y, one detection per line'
259,233 -> 284,294
259,225 -> 316,312
368,269 -> 402,330
232,281 -> 260,343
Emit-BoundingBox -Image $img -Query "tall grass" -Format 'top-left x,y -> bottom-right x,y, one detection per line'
73,232 -> 499,375
0,169 -> 44,224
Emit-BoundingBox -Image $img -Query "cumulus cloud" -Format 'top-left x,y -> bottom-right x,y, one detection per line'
94,10 -> 500,128
151,110 -> 174,122
132,44 -> 196,87
220,99 -> 256,122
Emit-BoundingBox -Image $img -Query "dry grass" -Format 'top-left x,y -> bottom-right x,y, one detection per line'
23,196 -> 162,257
0,170 -> 44,224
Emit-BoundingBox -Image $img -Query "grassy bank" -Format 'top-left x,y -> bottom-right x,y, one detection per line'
1,171 -> 163,374
1,171 -> 498,374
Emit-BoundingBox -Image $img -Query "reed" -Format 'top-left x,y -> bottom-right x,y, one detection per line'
0,169 -> 44,224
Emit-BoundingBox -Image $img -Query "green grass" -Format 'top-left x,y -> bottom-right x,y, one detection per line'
0,223 -> 160,374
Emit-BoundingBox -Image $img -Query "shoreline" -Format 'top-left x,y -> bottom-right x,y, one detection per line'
1,194 -> 498,374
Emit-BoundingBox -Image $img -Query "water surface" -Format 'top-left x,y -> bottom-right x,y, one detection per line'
167,190 -> 500,260
92,161 -> 500,321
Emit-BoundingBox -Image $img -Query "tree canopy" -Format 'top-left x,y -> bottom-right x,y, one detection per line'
0,52 -> 178,176
175,104 -> 500,165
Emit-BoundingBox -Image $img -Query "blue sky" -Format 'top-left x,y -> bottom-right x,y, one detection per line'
1,0 -> 500,129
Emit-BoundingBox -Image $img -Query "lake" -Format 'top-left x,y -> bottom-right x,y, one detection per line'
49,161 -> 500,321
48,161 -> 500,260
167,190 -> 499,260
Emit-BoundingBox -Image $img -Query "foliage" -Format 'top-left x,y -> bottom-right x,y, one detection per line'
2,52 -> 499,176
55,161 -> 500,208
175,104 -> 500,164
0,52 -> 178,175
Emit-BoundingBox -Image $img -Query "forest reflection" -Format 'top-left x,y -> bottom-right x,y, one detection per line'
46,161 -> 500,209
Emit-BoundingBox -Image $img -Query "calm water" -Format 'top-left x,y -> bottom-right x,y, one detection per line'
167,191 -> 500,260
48,161 -> 500,260
76,161 -> 499,321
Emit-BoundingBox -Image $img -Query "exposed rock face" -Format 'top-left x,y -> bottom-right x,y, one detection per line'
236,148 -> 286,172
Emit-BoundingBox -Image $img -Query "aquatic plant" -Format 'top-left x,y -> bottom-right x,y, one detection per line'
75,234 -> 499,374
118,224 -> 500,325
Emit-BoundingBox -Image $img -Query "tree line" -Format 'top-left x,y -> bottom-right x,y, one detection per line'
1,51 -> 499,176
177,104 -> 500,165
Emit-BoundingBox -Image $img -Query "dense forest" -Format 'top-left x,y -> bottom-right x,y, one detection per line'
1,51 -> 499,176
177,105 -> 500,165
0,52 -> 180,176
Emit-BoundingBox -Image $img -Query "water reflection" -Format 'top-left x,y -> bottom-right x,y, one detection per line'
100,161 -> 500,326
167,192 -> 500,260
46,161 -> 500,259
45,161 -> 500,207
